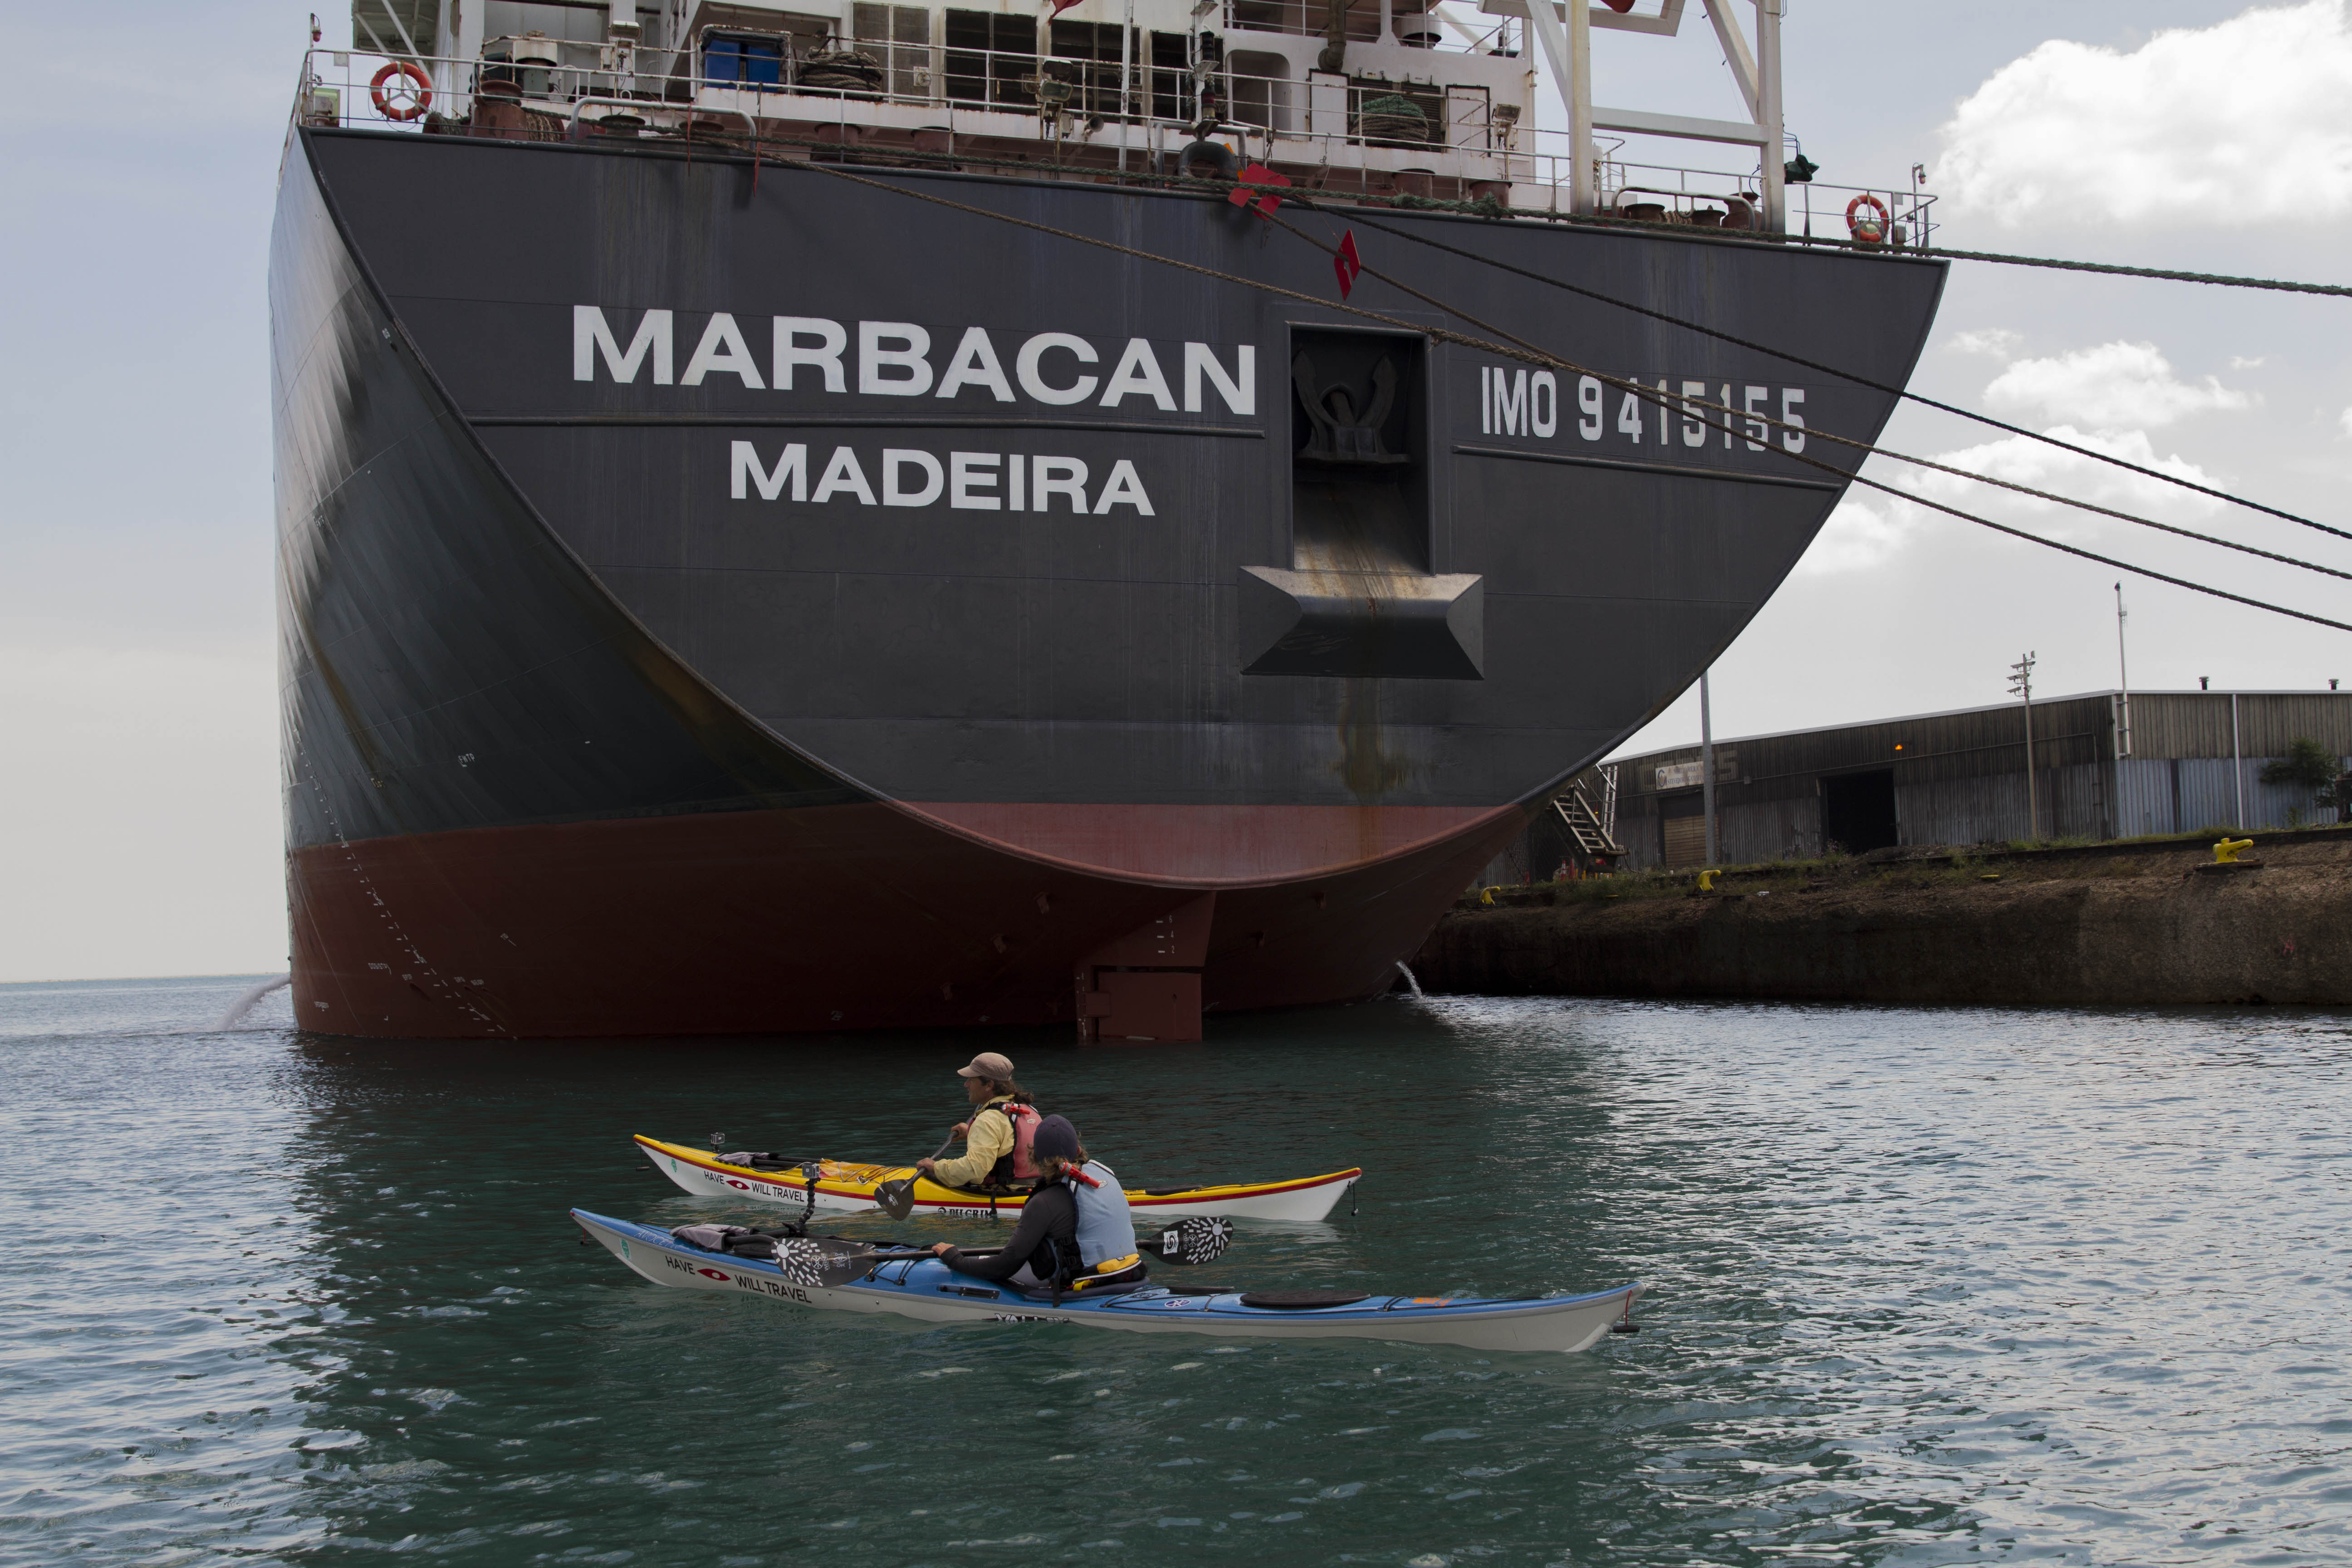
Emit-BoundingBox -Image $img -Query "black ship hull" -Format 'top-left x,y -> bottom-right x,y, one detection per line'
271,126 -> 1943,1038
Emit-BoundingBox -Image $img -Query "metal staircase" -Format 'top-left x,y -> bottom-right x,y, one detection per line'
1551,769 -> 1623,865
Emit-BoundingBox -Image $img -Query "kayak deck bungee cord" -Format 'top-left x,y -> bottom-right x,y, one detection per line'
637,1136 -> 1362,1223
573,1210 -> 1642,1354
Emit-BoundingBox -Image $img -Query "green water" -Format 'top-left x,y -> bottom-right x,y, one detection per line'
3,978 -> 2348,1564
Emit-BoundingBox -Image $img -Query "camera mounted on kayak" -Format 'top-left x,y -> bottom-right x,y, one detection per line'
711,1150 -> 828,1234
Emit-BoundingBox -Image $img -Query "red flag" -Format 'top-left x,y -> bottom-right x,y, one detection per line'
1049,0 -> 1084,14
1333,230 -> 1362,299
1228,162 -> 1291,219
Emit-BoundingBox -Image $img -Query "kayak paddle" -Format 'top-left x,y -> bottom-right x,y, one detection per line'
773,1215 -> 1234,1289
873,1135 -> 955,1222
773,1237 -> 924,1289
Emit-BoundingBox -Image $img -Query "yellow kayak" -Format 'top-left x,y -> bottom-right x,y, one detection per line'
635,1136 -> 1360,1222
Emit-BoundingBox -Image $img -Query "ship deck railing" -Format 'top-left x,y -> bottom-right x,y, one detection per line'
293,44 -> 1934,244
1199,0 -> 1524,54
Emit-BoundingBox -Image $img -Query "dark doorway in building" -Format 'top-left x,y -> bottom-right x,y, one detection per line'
1821,769 -> 1898,854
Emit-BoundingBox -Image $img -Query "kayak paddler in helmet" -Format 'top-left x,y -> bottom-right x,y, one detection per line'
929,1114 -> 1145,1290
916,1052 -> 1043,1191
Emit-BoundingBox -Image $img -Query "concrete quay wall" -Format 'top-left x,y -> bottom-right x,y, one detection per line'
1412,834 -> 2352,1008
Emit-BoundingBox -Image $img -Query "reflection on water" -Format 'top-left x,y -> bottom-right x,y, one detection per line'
2,976 -> 2348,1565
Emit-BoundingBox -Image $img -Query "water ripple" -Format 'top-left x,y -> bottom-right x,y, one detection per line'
0,980 -> 2345,1564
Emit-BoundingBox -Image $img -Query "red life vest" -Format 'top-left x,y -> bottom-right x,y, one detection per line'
985,1098 -> 1043,1186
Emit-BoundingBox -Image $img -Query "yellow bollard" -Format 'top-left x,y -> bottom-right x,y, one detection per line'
2212,838 -> 2254,864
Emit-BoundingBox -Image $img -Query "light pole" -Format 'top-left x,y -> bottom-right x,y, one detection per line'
2008,652 -> 2037,841
2113,585 -> 2131,753
2113,583 -> 2131,839
1700,669 -> 1717,866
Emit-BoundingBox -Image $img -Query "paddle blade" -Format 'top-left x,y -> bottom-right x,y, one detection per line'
1144,1215 -> 1232,1266
873,1175 -> 916,1222
774,1238 -> 887,1289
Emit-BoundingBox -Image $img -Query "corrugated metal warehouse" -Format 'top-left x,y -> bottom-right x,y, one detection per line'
1485,690 -> 2352,880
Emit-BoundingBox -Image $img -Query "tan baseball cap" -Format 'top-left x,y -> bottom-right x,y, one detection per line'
956,1051 -> 1016,1080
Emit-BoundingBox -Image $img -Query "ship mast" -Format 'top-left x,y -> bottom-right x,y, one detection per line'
1518,0 -> 1786,228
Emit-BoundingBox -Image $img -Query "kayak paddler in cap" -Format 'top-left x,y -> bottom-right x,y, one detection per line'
929,1114 -> 1144,1291
916,1052 -> 1043,1192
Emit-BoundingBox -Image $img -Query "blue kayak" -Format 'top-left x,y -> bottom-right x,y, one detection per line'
573,1209 -> 1642,1353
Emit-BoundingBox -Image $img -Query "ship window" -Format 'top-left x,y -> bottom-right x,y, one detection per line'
483,1 -> 612,47
853,3 -> 934,98
1288,327 -> 1429,574
1275,0 -> 1382,44
1351,78 -> 1443,147
1230,0 -> 1311,31
1148,31 -> 1189,122
944,10 -> 1037,108
1048,21 -> 1125,119
1047,20 -> 1125,60
1050,21 -> 1176,120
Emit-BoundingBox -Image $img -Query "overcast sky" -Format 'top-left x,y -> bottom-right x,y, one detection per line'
1588,0 -> 2352,761
3,1 -> 2349,980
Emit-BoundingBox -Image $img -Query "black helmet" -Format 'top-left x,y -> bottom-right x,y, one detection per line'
1032,1114 -> 1082,1163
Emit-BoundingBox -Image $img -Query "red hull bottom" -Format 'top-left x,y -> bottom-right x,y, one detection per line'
289,801 -> 1528,1039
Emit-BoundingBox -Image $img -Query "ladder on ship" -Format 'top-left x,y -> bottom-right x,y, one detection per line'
1551,772 -> 1623,866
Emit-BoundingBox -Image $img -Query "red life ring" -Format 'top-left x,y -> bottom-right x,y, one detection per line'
371,60 -> 434,121
1845,192 -> 1890,244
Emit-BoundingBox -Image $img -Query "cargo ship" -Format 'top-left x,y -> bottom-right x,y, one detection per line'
276,0 -> 1944,1039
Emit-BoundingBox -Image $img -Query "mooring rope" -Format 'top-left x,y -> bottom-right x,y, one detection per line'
1250,206 -> 2352,583
718,126 -> 2350,541
1297,200 -> 2352,546
783,157 -> 2352,634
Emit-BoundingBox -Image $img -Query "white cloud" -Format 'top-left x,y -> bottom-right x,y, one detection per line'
1946,328 -> 2024,358
1794,495 -> 1915,576
1901,425 -> 2225,535
1936,1 -> 2352,227
2340,406 -> 2352,439
1798,419 -> 2228,576
2229,356 -> 2268,370
1981,341 -> 2254,430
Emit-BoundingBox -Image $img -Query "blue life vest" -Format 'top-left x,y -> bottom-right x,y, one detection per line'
1067,1160 -> 1138,1271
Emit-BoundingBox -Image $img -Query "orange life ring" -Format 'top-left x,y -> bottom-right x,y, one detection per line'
371,60 -> 433,121
1845,192 -> 1890,244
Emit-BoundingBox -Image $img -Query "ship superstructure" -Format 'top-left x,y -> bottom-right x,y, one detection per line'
325,0 -> 1935,232
275,0 -> 1944,1039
